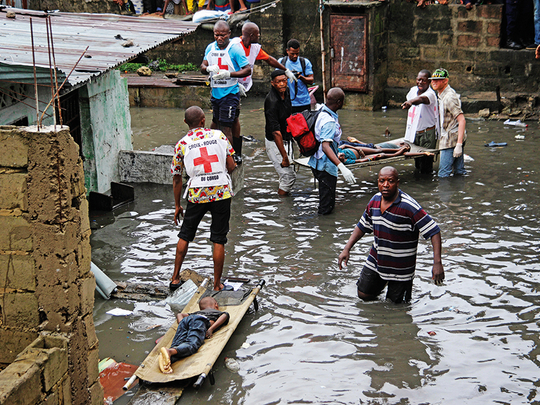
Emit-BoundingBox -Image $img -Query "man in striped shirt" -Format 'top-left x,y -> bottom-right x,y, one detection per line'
338,166 -> 444,303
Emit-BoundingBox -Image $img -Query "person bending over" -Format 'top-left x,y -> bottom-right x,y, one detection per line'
159,296 -> 229,373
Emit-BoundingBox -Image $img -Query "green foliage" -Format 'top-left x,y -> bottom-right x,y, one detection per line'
117,60 -> 198,73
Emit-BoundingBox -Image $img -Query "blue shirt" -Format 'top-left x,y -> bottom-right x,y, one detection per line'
357,190 -> 441,281
308,105 -> 340,177
279,56 -> 313,107
204,41 -> 249,99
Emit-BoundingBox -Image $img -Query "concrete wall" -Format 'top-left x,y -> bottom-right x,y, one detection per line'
80,70 -> 133,194
0,125 -> 102,405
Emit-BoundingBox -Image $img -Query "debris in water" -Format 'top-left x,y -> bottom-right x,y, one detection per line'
504,119 -> 527,128
225,357 -> 240,373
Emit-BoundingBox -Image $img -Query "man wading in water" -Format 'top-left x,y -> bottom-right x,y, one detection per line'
338,166 -> 444,303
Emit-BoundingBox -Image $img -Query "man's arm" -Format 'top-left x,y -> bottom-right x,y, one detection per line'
231,64 -> 251,78
173,175 -> 184,225
456,113 -> 466,145
322,141 -> 341,166
401,95 -> 430,109
430,232 -> 444,284
226,155 -> 236,173
338,226 -> 365,269
299,72 -> 314,86
265,55 -> 287,71
206,312 -> 230,338
272,131 -> 290,167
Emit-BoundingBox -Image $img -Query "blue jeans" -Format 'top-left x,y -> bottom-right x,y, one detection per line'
169,315 -> 209,362
438,147 -> 466,178
535,0 -> 540,44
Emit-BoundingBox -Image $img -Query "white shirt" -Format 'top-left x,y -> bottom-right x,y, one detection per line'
404,86 -> 439,143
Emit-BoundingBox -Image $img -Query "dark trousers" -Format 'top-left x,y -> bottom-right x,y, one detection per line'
311,168 -> 337,215
169,315 -> 209,363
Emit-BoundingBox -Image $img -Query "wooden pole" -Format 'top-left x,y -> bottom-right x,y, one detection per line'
319,0 -> 327,103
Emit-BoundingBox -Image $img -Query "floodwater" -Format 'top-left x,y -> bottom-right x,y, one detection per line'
91,98 -> 540,405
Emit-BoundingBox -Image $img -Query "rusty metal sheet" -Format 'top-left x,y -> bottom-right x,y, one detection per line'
330,14 -> 368,92
0,7 -> 199,87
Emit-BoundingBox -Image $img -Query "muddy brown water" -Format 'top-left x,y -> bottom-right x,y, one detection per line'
91,98 -> 540,404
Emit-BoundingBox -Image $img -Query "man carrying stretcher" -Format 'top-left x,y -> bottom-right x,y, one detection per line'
159,297 -> 229,374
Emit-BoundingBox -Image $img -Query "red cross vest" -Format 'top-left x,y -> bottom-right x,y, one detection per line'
206,41 -> 238,89
183,129 -> 231,189
230,37 -> 261,91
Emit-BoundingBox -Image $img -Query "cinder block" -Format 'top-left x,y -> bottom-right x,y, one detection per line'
0,131 -> 29,168
79,198 -> 90,234
80,275 -> 96,317
0,215 -> 32,252
86,347 -> 100,383
457,34 -> 480,48
486,36 -> 500,48
2,292 -> 40,328
0,361 -> 42,405
487,21 -> 499,35
0,254 -> 36,291
476,4 -> 502,19
43,347 -> 69,392
0,329 -> 38,364
83,314 -> 98,350
61,375 -> 72,404
88,381 -> 104,405
0,173 -> 28,211
457,21 -> 483,34
42,391 -> 59,405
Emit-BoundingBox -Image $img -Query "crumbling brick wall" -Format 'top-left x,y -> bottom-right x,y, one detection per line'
0,125 -> 103,405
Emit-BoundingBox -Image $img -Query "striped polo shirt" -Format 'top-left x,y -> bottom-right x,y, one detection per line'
357,190 -> 440,281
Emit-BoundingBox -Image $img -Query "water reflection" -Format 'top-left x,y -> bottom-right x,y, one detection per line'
92,101 -> 540,404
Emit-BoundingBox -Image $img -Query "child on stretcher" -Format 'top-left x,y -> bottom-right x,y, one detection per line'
159,296 -> 229,374
338,136 -> 434,165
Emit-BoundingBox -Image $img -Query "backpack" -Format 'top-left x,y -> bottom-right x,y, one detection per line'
286,109 -> 327,157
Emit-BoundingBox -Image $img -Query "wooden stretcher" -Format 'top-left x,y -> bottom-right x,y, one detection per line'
124,278 -> 264,392
293,138 -> 440,171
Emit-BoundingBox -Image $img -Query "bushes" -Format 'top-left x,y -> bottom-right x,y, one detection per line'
117,60 -> 198,73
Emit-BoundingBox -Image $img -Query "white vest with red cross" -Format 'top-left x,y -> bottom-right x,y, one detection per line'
183,130 -> 231,189
230,37 -> 261,91
207,41 -> 239,89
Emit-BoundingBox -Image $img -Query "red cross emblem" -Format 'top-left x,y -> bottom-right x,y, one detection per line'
218,57 -> 228,71
193,147 -> 219,173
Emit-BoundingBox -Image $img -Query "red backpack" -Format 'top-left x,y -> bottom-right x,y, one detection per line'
286,109 -> 327,157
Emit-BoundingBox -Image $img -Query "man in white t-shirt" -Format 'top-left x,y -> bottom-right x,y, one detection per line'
401,69 -> 439,174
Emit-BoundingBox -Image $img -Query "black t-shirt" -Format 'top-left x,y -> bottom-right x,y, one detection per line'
264,85 -> 293,142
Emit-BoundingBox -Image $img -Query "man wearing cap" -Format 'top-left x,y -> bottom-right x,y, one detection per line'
264,69 -> 295,196
401,69 -> 439,174
429,68 -> 467,178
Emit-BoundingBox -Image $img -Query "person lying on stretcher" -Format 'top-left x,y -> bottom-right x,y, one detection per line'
338,136 -> 434,165
159,297 -> 229,374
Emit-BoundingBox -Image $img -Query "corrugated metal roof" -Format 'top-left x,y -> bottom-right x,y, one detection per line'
0,7 -> 199,87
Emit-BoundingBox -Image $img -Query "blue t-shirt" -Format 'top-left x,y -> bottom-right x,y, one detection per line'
342,148 -> 356,165
308,105 -> 340,177
204,41 -> 249,99
279,56 -> 313,107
